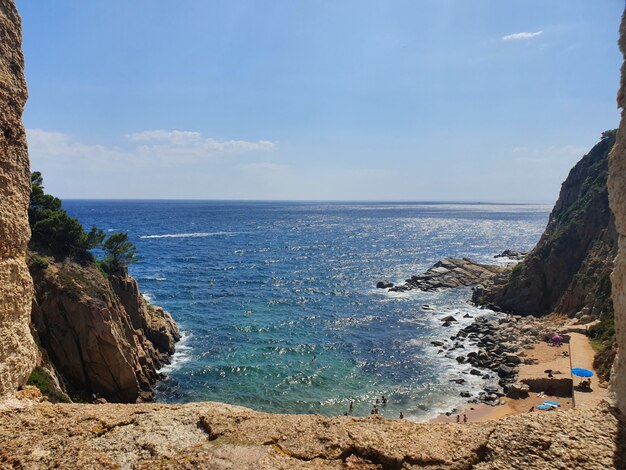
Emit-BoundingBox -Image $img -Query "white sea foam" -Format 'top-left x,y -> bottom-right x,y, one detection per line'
158,331 -> 192,374
142,292 -> 153,303
139,232 -> 238,239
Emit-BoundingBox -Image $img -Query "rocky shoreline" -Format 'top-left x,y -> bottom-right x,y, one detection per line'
438,314 -> 558,408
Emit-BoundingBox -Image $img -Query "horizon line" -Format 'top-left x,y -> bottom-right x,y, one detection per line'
60,197 -> 555,205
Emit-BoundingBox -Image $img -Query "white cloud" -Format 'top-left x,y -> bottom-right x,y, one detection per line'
27,129 -> 127,159
502,31 -> 543,41
512,144 -> 588,158
126,130 -> 202,144
238,162 -> 289,172
27,129 -> 276,166
125,129 -> 275,152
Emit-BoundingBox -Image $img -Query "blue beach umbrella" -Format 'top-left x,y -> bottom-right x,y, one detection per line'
572,368 -> 593,377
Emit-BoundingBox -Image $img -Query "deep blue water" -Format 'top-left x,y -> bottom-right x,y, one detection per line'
64,200 -> 550,420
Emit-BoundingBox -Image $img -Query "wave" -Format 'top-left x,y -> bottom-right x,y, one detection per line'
158,331 -> 192,374
139,232 -> 238,239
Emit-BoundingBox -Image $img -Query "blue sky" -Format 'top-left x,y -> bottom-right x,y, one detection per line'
17,0 -> 624,201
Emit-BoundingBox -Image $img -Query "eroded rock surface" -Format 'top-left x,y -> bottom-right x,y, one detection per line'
390,258 -> 504,292
0,393 -> 623,469
609,10 -> 626,417
0,0 -> 38,396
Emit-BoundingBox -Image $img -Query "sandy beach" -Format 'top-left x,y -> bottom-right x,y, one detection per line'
431,315 -> 607,424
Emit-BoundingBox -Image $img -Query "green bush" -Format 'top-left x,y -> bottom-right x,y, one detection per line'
30,256 -> 48,270
26,366 -> 71,403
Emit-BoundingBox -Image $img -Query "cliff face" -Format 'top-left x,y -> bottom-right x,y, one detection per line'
609,11 -> 626,416
473,133 -> 617,318
0,0 -> 38,396
30,255 -> 179,402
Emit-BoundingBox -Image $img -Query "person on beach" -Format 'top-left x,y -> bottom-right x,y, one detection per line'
371,408 -> 375,415
456,415 -> 461,423
376,398 -> 380,405
381,395 -> 388,404
399,412 -> 404,419
349,401 -> 354,412
463,414 -> 468,423
529,406 -> 534,412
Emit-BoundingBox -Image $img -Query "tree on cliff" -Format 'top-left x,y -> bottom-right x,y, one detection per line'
101,232 -> 138,273
29,172 -> 104,261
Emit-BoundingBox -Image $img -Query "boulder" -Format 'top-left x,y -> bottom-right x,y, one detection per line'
497,364 -> 516,378
376,280 -> 394,289
505,383 -> 530,399
504,355 -> 522,365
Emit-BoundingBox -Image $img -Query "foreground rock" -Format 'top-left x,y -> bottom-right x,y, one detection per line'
0,0 -> 38,396
30,255 -> 179,402
611,8 -> 626,418
390,258 -> 505,292
0,391 -> 622,469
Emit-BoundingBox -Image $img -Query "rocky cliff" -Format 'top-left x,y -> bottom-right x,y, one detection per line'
473,132 -> 617,319
609,10 -> 626,417
0,0 -> 38,396
0,1 -> 626,468
30,254 -> 179,402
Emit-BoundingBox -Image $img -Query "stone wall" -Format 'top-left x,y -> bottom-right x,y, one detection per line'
0,0 -> 38,396
608,10 -> 626,415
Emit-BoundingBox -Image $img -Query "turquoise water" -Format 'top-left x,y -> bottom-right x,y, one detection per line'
64,201 -> 549,420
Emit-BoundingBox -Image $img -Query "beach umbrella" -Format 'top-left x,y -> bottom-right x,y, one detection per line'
572,368 -> 593,377
551,334 -> 563,341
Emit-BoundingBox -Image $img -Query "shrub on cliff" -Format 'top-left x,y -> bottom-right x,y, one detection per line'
29,172 -> 139,270
29,172 -> 104,262
100,232 -> 138,274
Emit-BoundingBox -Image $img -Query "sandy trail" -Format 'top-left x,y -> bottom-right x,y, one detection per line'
569,331 -> 608,409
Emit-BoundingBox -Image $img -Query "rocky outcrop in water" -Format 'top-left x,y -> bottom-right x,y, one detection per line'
473,132 -> 617,318
0,0 -> 38,397
390,258 -> 505,292
30,255 -> 179,402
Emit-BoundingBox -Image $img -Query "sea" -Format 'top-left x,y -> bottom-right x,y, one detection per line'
64,200 -> 550,421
